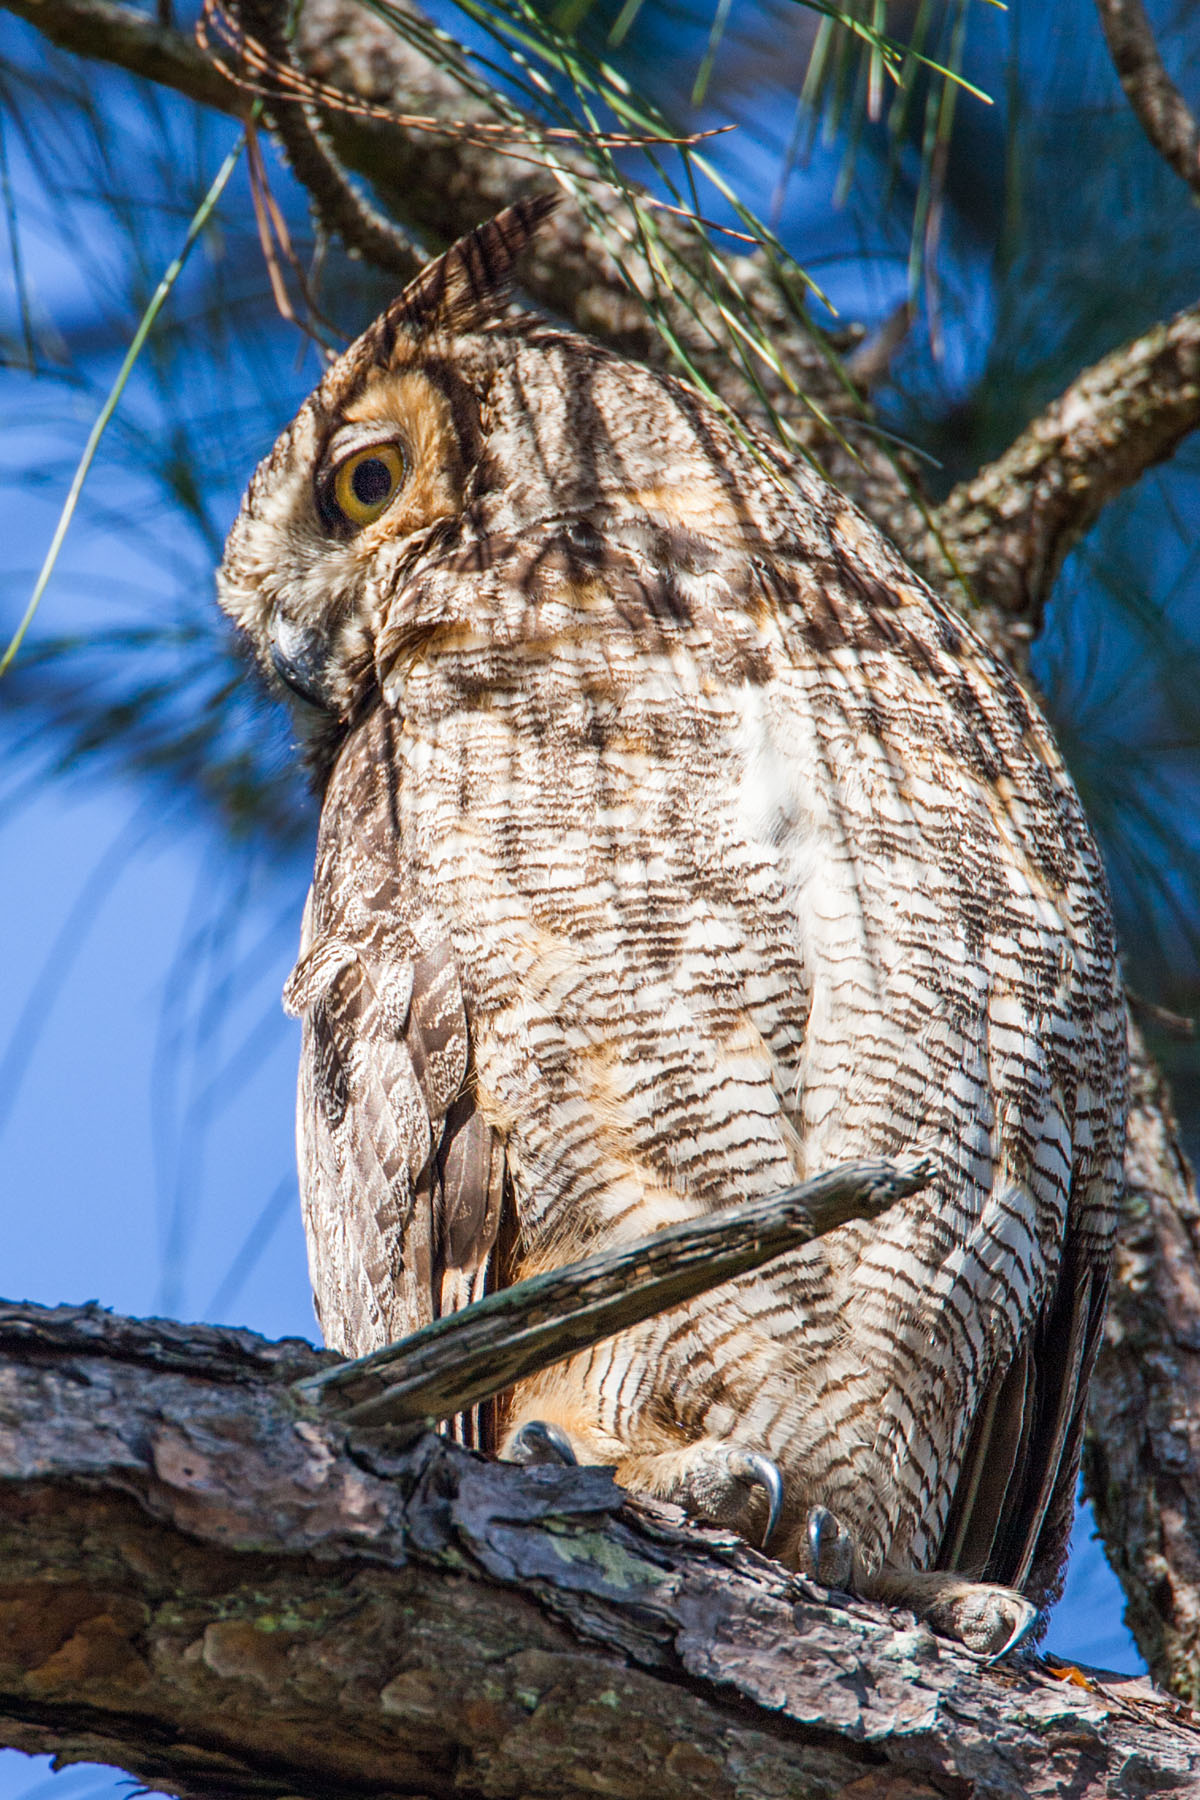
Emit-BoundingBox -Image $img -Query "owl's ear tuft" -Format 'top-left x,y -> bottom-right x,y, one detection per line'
317,197 -> 558,405
388,194 -> 559,345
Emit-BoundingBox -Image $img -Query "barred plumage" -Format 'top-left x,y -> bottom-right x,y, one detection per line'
219,201 -> 1127,1652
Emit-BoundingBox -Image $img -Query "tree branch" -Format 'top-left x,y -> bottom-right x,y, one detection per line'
925,296 -> 1200,628
920,0 -> 1200,629
1,0 -> 910,530
305,1157 -> 928,1428
2,0 -> 241,115
202,0 -> 1200,644
1095,0 -> 1200,196
1,1298 -> 1197,1800
234,0 -> 423,281
9,0 -> 1200,645
1087,1020 -> 1200,1705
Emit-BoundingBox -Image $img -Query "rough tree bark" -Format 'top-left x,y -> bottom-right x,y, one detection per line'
3,1300 -> 1200,1800
3,0 -> 1200,1759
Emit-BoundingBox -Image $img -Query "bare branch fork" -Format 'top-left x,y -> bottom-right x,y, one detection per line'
923,296 -> 1200,624
919,0 -> 1200,629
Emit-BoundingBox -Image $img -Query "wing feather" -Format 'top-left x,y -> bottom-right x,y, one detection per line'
937,1211 -> 1108,1605
284,722 -> 506,1365
941,1344 -> 1032,1576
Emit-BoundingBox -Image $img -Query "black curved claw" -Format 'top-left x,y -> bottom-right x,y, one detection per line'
729,1450 -> 784,1549
985,1599 -> 1040,1665
507,1420 -> 578,1468
807,1503 -> 834,1578
806,1503 -> 852,1586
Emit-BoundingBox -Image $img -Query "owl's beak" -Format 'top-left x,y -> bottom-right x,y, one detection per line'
270,614 -> 338,712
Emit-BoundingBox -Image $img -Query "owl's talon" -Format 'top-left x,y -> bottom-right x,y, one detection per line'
728,1451 -> 784,1549
871,1570 -> 1041,1658
807,1502 -> 834,1575
984,1597 -> 1041,1664
615,1439 -> 783,1546
931,1587 -> 1039,1660
806,1503 -> 854,1588
506,1420 -> 579,1467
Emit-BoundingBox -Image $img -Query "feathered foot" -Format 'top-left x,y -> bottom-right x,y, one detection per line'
867,1570 -> 1040,1659
615,1440 -> 784,1549
781,1508 -> 1038,1657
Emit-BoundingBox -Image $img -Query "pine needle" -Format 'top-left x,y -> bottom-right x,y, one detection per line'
0,130 -> 245,678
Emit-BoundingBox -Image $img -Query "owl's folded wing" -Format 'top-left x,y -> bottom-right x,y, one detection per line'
939,1216 -> 1109,1609
284,902 -> 506,1393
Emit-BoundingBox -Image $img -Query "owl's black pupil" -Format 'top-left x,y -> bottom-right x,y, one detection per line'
352,457 -> 394,507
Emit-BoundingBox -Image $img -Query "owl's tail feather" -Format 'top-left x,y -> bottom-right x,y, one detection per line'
294,1154 -> 932,1432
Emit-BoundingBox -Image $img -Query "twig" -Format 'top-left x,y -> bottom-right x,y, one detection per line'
201,0 -> 728,154
2,0 -> 242,114
298,1156 -> 930,1426
1095,0 -> 1200,196
844,299 -> 914,392
245,119 -> 310,325
1125,987 -> 1197,1039
230,0 -> 422,282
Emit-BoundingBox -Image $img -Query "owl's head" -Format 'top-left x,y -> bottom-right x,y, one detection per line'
219,196 -> 798,735
218,195 -> 564,724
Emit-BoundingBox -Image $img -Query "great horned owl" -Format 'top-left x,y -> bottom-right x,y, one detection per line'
219,198 -> 1127,1654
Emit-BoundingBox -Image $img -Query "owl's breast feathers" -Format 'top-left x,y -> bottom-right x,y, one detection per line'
292,516 -> 1123,1554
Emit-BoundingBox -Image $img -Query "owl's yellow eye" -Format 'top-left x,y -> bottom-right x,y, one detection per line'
330,443 -> 406,527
